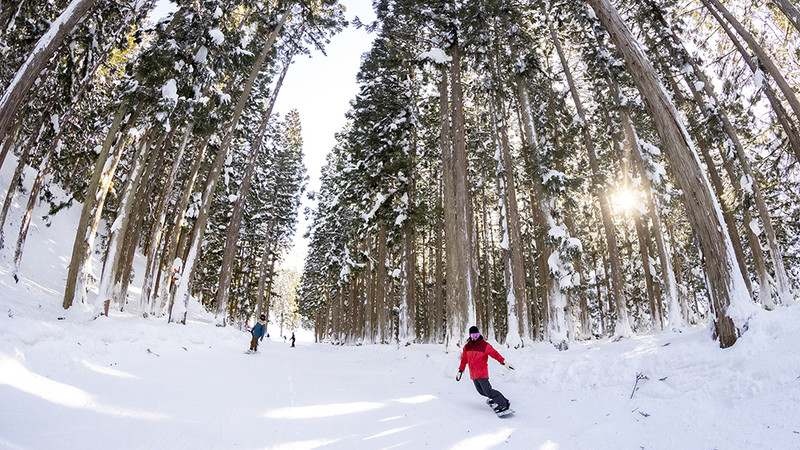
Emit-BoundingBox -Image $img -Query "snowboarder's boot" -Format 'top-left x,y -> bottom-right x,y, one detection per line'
493,402 -> 509,413
493,401 -> 514,417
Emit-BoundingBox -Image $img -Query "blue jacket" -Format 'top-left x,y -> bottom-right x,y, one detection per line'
252,320 -> 267,340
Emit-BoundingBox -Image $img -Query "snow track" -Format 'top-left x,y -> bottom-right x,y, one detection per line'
3,302 -> 800,449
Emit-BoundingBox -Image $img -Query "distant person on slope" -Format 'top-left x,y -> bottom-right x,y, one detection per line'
456,326 -> 514,414
290,332 -> 296,348
249,314 -> 267,353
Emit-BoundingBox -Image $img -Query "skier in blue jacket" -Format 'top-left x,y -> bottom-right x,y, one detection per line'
249,314 -> 267,352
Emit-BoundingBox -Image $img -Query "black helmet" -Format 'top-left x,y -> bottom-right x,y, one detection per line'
259,314 -> 266,320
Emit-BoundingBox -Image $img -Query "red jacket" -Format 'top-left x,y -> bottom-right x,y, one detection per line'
459,337 -> 505,380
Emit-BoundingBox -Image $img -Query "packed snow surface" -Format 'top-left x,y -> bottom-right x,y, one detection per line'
3,283 -> 800,449
1,141 -> 799,450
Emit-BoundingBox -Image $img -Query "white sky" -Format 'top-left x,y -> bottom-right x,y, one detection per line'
149,0 -> 377,272
275,0 -> 377,272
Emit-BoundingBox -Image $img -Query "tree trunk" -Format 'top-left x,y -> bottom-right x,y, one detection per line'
602,103 -> 661,330
376,224 -> 388,343
0,0 -> 100,145
612,3 -> 684,328
140,122 -> 193,312
0,121 -> 23,172
586,0 -> 754,348
699,0 -> 800,161
560,200 -> 590,337
114,131 -> 172,312
215,46 -> 294,320
63,101 -> 139,309
262,253 -> 278,328
671,71 -> 776,310
443,39 -> 478,348
159,135 -> 210,316
645,0 -> 793,307
254,217 -> 277,321
96,131 -> 153,313
479,181 -> 494,337
488,50 -> 528,347
435,75 -> 447,345
634,212 -> 661,328
400,127 -> 418,345
683,52 -> 794,307
663,72 -> 754,300
550,17 -> 631,338
170,10 -> 289,323
11,41 -> 123,278
771,0 -> 800,33
434,178 -> 444,344
12,144 -> 54,277
516,73 -> 568,350
0,125 -> 37,248
702,0 -> 800,124
366,235 -> 376,342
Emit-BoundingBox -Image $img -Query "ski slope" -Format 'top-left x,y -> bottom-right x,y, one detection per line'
2,268 -> 800,449
1,145 -> 799,450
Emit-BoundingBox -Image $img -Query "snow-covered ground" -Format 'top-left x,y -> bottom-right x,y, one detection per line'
1,160 -> 800,449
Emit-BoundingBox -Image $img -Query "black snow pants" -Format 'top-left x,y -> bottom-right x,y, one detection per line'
473,378 -> 508,408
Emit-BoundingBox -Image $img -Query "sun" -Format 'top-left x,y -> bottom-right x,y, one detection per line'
612,188 -> 640,213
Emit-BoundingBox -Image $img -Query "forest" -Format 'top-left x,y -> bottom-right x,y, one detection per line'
0,0 -> 330,327
1,0 -> 798,351
297,0 -> 800,349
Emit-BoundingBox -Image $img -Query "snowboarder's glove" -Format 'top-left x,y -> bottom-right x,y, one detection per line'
503,362 -> 515,370
456,370 -> 463,381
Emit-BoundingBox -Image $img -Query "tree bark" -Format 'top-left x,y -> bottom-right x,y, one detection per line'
170,9 -> 289,323
376,223 -> 388,343
439,64 -> 456,343
623,117 -> 685,329
435,74 -> 448,344
770,0 -> 800,33
516,73 -> 568,350
702,0 -> 800,124
139,122 -> 193,312
645,0 -> 793,307
550,17 -> 631,338
0,0 -> 101,145
0,117 -> 41,248
254,217 -> 277,321
63,101 -> 139,309
113,130 -> 172,312
479,180 -> 494,336
699,0 -> 800,161
215,45 -> 294,320
682,51 -> 794,307
96,130 -> 153,313
602,103 -> 661,330
586,0 -> 753,348
443,38 -> 478,348
488,48 -> 528,347
400,112 -> 418,345
663,72 -> 754,299
0,121 -> 23,172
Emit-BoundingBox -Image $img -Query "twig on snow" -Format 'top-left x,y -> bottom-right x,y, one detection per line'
630,372 -> 648,399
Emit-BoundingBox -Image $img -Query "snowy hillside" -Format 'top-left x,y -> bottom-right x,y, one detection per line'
1,165 -> 799,449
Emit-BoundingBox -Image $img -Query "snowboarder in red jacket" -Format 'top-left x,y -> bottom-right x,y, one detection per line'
457,326 -> 514,413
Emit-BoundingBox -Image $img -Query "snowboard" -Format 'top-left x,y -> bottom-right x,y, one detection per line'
486,398 -> 514,418
245,350 -> 259,354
